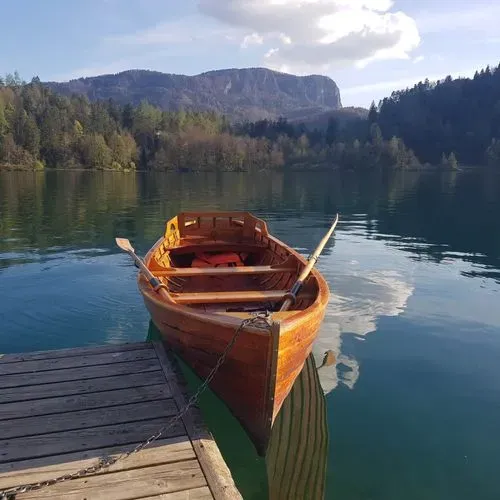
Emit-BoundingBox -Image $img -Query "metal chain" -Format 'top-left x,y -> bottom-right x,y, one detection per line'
0,311 -> 273,500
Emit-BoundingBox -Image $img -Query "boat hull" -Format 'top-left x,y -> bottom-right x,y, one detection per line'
142,288 -> 278,453
141,278 -> 327,454
136,211 -> 331,454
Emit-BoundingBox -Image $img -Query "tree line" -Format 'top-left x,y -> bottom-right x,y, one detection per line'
371,62 -> 500,167
0,74 -> 421,171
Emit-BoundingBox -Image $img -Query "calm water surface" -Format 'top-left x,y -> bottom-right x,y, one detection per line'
1,169 -> 500,499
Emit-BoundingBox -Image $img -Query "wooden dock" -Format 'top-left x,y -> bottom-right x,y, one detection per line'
0,341 -> 241,499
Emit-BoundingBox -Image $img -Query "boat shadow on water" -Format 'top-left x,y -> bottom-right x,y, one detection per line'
147,321 -> 329,500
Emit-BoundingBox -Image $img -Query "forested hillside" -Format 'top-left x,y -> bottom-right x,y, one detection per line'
46,68 -> 342,122
0,76 -> 420,172
374,63 -> 500,166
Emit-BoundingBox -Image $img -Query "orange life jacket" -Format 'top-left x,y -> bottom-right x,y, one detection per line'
192,252 -> 247,268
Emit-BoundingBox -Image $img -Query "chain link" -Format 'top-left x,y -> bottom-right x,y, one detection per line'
0,312 -> 273,500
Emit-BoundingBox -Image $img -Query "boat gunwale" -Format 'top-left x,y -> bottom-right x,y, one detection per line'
138,230 -> 330,330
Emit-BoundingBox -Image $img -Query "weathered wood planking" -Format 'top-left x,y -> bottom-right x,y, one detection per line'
0,348 -> 156,375
1,415 -> 186,463
0,384 -> 171,420
17,461 -> 207,500
2,370 -> 166,403
0,437 -> 195,489
139,487 -> 213,499
0,342 -> 152,364
0,341 -> 241,499
1,399 -> 178,440
0,358 -> 161,389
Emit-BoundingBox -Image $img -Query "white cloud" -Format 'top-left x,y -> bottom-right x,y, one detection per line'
241,32 -> 264,48
198,0 -> 420,72
413,55 -> 424,64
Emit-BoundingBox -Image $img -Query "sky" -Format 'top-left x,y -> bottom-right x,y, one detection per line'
2,0 -> 500,107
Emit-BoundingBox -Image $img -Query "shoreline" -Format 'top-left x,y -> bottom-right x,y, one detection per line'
0,164 -> 469,173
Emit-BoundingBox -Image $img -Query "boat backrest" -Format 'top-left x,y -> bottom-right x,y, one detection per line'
164,212 -> 269,245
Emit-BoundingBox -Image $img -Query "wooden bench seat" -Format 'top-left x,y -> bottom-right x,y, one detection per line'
171,290 -> 314,305
155,265 -> 297,277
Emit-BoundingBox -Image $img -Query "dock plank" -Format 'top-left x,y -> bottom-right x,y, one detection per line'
0,341 -> 240,499
0,342 -> 152,364
18,460 -> 207,500
0,384 -> 171,421
140,487 -> 213,499
1,370 -> 166,403
0,399 -> 178,439
0,358 -> 161,389
0,417 -> 185,463
0,349 -> 156,376
0,437 -> 195,490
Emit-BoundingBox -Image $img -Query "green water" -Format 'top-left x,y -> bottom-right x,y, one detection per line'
1,169 -> 500,499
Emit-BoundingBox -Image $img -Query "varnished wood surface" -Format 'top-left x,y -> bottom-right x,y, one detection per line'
143,295 -> 275,455
0,342 -> 241,499
155,265 -> 296,277
138,211 -> 331,455
171,290 -> 314,305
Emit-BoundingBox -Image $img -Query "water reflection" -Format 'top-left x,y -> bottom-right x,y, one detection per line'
2,169 -> 500,499
266,354 -> 328,500
1,167 -> 495,396
2,169 -> 499,270
313,229 -> 415,393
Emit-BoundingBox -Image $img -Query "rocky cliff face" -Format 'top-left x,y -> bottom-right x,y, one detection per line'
46,67 -> 342,122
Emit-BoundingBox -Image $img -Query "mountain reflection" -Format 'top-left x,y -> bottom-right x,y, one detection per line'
2,169 -> 499,272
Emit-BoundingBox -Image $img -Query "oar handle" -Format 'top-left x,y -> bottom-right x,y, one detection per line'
280,214 -> 339,312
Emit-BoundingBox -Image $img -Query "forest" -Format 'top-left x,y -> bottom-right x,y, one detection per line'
3,63 -> 500,171
0,74 -> 421,172
374,62 -> 500,167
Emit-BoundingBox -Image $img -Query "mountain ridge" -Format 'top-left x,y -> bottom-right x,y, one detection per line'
45,67 -> 342,122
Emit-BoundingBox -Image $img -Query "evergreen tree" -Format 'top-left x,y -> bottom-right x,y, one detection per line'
325,117 -> 338,145
377,63 -> 500,165
368,101 -> 378,124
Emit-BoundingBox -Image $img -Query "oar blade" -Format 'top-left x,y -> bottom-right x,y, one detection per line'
115,237 -> 134,253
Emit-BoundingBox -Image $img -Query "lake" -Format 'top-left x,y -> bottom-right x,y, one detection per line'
1,169 -> 500,499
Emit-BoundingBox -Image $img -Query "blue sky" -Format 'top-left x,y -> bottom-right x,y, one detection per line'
3,0 -> 500,107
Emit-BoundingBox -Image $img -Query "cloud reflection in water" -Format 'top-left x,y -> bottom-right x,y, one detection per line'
312,237 -> 414,394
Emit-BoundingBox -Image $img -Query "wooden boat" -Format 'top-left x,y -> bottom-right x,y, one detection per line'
129,211 -> 334,454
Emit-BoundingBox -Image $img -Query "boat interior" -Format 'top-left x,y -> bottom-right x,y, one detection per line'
148,212 -> 319,313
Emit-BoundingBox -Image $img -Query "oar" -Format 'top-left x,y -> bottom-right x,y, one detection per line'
280,214 -> 339,312
115,238 -> 175,304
